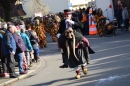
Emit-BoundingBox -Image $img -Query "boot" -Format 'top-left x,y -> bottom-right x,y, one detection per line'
75,70 -> 81,79
81,66 -> 88,75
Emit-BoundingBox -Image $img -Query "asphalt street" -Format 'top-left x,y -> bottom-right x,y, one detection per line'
10,30 -> 130,86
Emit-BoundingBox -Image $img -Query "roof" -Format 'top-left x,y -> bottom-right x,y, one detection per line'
10,4 -> 26,17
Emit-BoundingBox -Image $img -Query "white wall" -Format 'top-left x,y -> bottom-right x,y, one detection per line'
43,0 -> 69,13
95,0 -> 114,21
70,0 -> 88,5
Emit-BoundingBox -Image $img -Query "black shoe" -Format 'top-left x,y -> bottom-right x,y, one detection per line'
59,64 -> 68,68
10,75 -> 18,78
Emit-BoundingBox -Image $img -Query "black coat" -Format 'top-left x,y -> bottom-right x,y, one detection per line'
57,17 -> 82,34
114,5 -> 122,18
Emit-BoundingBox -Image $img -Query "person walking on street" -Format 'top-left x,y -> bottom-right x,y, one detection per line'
58,27 -> 94,79
57,9 -> 82,68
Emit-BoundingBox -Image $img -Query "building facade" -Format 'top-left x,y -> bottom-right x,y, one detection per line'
43,0 -> 69,13
112,0 -> 130,14
69,0 -> 92,10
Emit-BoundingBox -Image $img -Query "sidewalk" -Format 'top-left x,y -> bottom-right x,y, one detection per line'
0,33 -> 54,86
0,60 -> 42,86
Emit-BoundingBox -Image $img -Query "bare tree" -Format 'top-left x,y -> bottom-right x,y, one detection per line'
22,0 -> 50,17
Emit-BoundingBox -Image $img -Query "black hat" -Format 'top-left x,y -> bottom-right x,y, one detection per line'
64,9 -> 72,14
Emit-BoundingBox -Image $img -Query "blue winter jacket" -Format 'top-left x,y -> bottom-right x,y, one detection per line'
21,32 -> 33,51
0,33 -> 3,39
2,30 -> 16,55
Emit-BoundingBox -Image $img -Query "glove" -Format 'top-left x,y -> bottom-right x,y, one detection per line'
56,33 -> 61,38
65,19 -> 75,24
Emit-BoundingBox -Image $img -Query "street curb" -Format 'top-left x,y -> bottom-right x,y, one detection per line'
0,59 -> 43,86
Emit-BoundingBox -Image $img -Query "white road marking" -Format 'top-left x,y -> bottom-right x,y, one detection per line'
96,75 -> 128,86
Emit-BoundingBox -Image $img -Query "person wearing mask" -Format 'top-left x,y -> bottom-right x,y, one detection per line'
57,9 -> 82,68
33,19 -> 47,48
58,27 -> 94,79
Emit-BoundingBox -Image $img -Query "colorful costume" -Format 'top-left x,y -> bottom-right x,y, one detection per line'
95,8 -> 105,37
49,22 -> 59,42
32,19 -> 47,48
95,8 -> 115,36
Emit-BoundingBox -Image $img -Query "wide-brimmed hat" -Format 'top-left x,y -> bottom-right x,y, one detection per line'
64,9 -> 72,15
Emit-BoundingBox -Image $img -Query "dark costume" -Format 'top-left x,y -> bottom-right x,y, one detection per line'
59,31 -> 92,68
58,17 -> 82,35
57,9 -> 82,68
58,27 -> 94,79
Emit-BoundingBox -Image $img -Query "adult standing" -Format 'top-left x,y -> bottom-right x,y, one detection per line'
114,0 -> 122,29
57,9 -> 82,68
122,5 -> 129,31
26,25 -> 40,62
81,12 -> 88,35
20,27 -> 33,67
2,23 -> 18,78
0,22 -> 9,77
13,26 -> 27,74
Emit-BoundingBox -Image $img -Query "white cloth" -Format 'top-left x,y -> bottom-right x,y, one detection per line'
74,63 -> 87,71
65,19 -> 75,29
65,19 -> 75,24
56,33 -> 61,38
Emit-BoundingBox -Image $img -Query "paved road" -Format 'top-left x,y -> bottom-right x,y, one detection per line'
10,31 -> 130,86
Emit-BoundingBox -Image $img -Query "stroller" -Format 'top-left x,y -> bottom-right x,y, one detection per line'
98,17 -> 116,37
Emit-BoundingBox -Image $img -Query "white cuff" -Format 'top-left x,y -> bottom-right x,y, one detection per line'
56,33 -> 61,38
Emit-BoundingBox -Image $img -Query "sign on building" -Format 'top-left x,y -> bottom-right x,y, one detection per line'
34,12 -> 42,17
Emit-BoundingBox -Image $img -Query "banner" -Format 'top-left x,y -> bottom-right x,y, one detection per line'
35,12 -> 42,17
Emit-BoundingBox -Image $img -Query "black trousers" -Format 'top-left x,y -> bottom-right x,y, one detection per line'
62,53 -> 68,65
124,19 -> 129,30
4,54 -> 15,76
116,17 -> 122,28
1,57 -> 7,73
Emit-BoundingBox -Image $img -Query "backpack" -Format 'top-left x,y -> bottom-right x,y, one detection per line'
26,30 -> 38,45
